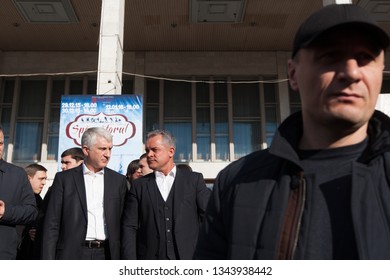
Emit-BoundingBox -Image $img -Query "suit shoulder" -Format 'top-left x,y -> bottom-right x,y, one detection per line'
54,165 -> 82,178
105,167 -> 126,177
217,149 -> 275,183
132,172 -> 154,186
179,169 -> 204,180
0,160 -> 25,174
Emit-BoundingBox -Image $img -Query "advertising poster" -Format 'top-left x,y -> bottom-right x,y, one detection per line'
58,95 -> 143,174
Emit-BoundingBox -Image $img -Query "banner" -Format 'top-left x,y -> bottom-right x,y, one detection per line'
58,95 -> 143,174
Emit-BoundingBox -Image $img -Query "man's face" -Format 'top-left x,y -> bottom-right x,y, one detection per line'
61,155 -> 83,171
131,167 -> 142,180
83,136 -> 112,172
139,157 -> 153,175
0,131 -> 4,160
28,171 -> 47,194
145,135 -> 174,174
288,28 -> 385,132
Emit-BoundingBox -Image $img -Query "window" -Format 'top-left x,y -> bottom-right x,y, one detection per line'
14,122 -> 43,161
264,82 -> 279,147
289,85 -> 301,114
142,76 -> 281,162
214,81 -> 229,161
232,81 -> 261,159
87,79 -> 97,95
122,79 -> 134,95
381,78 -> 390,94
196,81 -> 210,161
14,80 -> 46,162
163,80 -> 192,162
145,79 -> 160,135
69,78 -> 83,95
47,79 -> 64,160
0,79 -> 14,159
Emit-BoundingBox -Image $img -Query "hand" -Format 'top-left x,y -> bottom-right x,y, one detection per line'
0,200 -> 5,219
28,228 -> 37,241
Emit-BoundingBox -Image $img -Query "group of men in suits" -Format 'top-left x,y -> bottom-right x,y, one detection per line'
0,126 -> 210,260
40,127 -> 210,260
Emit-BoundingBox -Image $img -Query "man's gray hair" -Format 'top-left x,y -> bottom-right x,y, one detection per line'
81,127 -> 113,148
147,129 -> 176,149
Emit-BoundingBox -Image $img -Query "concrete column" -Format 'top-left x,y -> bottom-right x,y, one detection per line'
323,0 -> 352,5
97,0 -> 125,95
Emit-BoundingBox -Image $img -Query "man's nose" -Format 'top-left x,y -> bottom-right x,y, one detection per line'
104,149 -> 111,157
337,58 -> 362,83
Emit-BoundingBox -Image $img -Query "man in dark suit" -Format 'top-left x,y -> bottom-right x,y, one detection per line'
42,127 -> 128,260
0,125 -> 38,259
121,130 -> 210,260
17,163 -> 47,260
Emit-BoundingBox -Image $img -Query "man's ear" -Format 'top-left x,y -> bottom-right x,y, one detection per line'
287,58 -> 299,91
169,147 -> 175,158
82,145 -> 89,156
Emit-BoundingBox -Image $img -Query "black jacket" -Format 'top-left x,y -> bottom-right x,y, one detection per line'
0,160 -> 38,259
42,165 -> 128,260
195,110 -> 390,260
121,168 -> 211,260
17,194 -> 43,259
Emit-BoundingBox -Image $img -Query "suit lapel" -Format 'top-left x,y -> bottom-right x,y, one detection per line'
146,173 -> 161,234
74,165 -> 88,221
173,169 -> 185,223
103,168 -> 113,236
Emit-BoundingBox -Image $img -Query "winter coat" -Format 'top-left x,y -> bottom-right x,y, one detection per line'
195,110 -> 390,260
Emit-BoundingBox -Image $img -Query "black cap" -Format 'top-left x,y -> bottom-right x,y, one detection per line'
292,4 -> 390,57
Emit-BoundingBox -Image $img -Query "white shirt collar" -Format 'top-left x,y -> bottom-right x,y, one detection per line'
155,165 -> 176,178
83,163 -> 105,175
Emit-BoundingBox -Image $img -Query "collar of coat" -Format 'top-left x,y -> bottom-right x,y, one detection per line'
270,110 -> 390,165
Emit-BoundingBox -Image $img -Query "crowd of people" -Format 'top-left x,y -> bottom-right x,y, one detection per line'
1,4 -> 390,260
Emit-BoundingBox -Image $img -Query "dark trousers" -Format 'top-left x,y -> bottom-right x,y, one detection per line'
81,243 -> 111,260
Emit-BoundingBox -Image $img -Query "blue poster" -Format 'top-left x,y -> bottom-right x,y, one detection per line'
58,95 -> 143,175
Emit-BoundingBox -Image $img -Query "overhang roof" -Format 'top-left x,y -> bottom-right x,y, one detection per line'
0,0 -> 389,52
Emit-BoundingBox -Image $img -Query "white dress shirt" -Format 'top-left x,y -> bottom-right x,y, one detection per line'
83,164 -> 107,240
155,166 -> 176,201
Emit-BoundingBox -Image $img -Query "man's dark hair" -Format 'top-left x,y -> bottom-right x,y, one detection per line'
61,147 -> 85,162
25,163 -> 47,177
176,164 -> 192,172
139,153 -> 147,160
126,159 -> 140,179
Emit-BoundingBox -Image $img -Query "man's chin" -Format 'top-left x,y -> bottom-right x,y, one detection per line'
325,114 -> 368,132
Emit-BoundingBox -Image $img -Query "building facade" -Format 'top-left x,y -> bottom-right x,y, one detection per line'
0,0 -> 389,191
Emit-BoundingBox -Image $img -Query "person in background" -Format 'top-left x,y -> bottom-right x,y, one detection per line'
0,125 -> 38,259
139,152 -> 153,175
60,147 -> 85,171
42,127 -> 128,260
42,147 -> 85,211
17,164 -> 47,260
176,164 -> 193,172
121,130 -> 211,260
125,159 -> 142,190
195,4 -> 390,260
